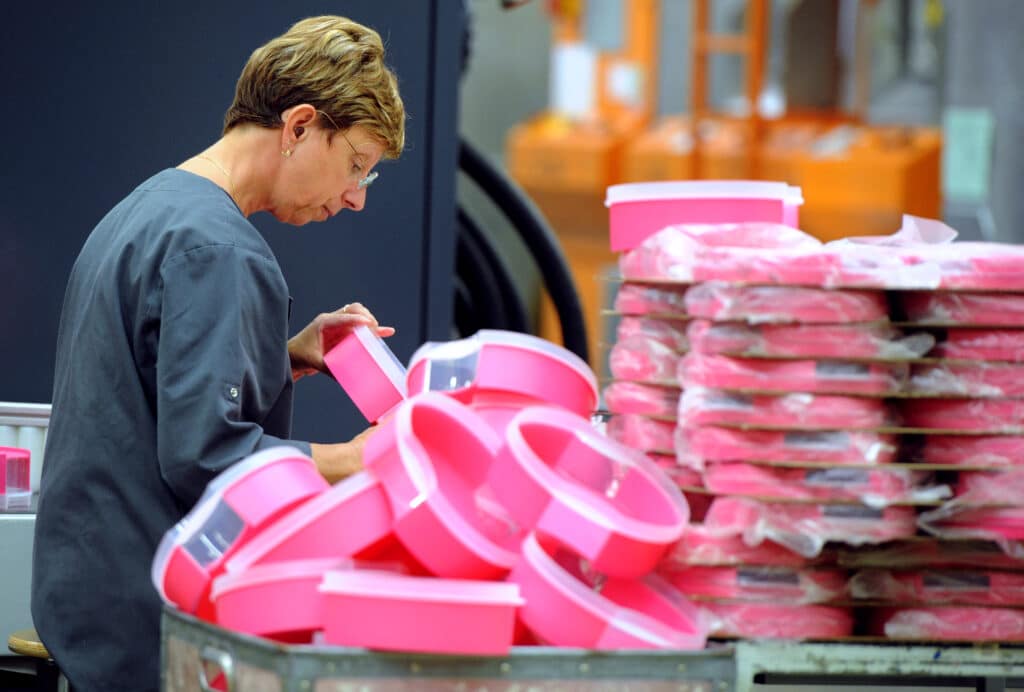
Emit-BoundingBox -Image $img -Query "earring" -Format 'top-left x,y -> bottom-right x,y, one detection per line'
282,149 -> 292,158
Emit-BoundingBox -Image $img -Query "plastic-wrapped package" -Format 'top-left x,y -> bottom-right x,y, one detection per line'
616,316 -> 691,352
678,353 -> 907,395
604,381 -> 680,418
955,468 -> 1024,500
919,434 -> 1024,467
837,539 -> 1024,570
704,497 -> 919,558
918,469 -> 1024,547
933,241 -> 1024,291
660,523 -> 811,568
876,606 -> 1024,641
609,336 -> 682,383
678,387 -> 890,430
850,568 -> 1024,606
676,426 -> 899,469
701,462 -> 941,506
899,291 -> 1024,327
899,398 -> 1024,431
664,565 -> 848,604
683,282 -> 889,325
607,414 -> 676,452
933,328 -> 1024,362
687,319 -> 934,360
613,282 -> 689,316
700,602 -> 855,639
909,362 -> 1024,398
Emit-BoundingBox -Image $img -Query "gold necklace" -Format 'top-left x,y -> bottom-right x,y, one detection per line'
195,154 -> 231,180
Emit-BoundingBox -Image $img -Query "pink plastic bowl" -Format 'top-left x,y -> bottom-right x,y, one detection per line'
224,471 -> 392,573
324,325 -> 407,423
405,330 -> 598,434
151,447 -> 329,618
363,392 -> 522,579
490,406 -> 689,578
605,180 -> 803,252
320,569 -> 523,654
509,533 -> 706,649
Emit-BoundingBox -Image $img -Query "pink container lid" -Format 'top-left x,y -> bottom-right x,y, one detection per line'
363,392 -> 523,579
211,557 -> 341,640
324,325 -> 407,423
509,533 -> 706,649
0,447 -> 31,510
224,470 -> 392,573
490,406 -> 689,578
319,569 -> 523,655
151,447 -> 328,616
405,330 -> 598,419
605,181 -> 804,252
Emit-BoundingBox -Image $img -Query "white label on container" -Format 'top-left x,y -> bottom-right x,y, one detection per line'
822,505 -> 883,519
805,468 -> 870,486
815,362 -> 871,378
783,431 -> 850,449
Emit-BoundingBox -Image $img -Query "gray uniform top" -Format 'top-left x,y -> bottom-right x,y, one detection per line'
32,169 -> 312,692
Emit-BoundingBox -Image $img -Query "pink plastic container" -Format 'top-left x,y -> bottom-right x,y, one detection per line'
363,392 -> 522,579
935,328 -> 1024,362
609,335 -> 681,382
920,434 -> 1024,467
664,565 -> 848,604
909,362 -> 1024,398
677,426 -> 899,467
701,602 -> 854,639
490,406 -> 689,578
679,353 -> 905,395
660,523 -> 810,568
509,533 -> 706,649
702,462 -> 924,504
878,606 -> 1024,641
0,446 -> 31,511
899,398 -> 1024,431
324,325 -> 407,423
212,558 -> 339,641
850,568 -> 1024,606
606,414 -> 676,452
224,471 -> 392,573
900,291 -> 1024,327
683,283 -> 888,325
606,181 -> 803,252
320,569 -> 523,654
406,330 -> 598,434
678,387 -> 889,430
151,447 -> 329,618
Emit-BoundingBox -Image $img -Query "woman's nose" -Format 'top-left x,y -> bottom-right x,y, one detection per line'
341,186 -> 366,211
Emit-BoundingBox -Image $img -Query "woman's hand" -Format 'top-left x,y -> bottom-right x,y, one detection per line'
288,302 -> 395,381
310,425 -> 378,483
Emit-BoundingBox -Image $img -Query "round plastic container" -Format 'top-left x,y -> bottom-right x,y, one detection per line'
490,406 -> 689,578
224,470 -> 392,573
320,569 -> 523,654
151,447 -> 328,618
324,325 -> 407,423
605,180 -> 803,252
405,330 -> 598,434
508,533 -> 706,649
362,392 -> 522,579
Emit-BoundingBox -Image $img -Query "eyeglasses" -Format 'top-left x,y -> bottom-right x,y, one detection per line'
316,110 -> 379,190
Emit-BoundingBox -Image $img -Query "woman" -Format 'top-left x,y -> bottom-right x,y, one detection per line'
31,15 -> 405,692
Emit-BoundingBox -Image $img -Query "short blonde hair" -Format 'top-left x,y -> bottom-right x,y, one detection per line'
224,15 -> 405,158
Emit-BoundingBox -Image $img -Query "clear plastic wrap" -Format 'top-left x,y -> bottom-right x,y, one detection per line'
616,316 -> 690,352
850,568 -> 1024,606
908,362 -> 1024,398
701,462 -> 944,506
613,283 -> 689,316
660,523 -> 811,568
683,282 -> 889,325
609,335 -> 682,383
677,387 -> 891,430
934,241 -> 1024,291
678,353 -> 907,395
899,291 -> 1024,327
606,414 -> 676,452
899,398 -> 1024,431
934,328 -> 1024,362
699,602 -> 855,639
877,606 -> 1024,641
663,565 -> 848,604
918,469 -> 1024,549
955,469 -> 1024,500
676,426 -> 899,469
919,434 -> 1024,467
603,381 -> 680,417
704,497 -> 919,558
687,319 -> 934,360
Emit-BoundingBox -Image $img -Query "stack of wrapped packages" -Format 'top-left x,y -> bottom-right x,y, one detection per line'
606,181 -> 1024,642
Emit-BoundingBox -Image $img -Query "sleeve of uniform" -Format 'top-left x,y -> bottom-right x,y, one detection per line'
155,242 -> 312,508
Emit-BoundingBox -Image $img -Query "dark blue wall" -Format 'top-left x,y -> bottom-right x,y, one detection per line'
0,1 -> 462,443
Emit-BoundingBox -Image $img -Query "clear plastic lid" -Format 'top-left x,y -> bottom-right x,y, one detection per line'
354,325 -> 408,395
605,180 -> 804,206
320,568 -> 523,605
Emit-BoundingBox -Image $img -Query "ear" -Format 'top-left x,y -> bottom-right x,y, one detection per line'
280,104 -> 317,148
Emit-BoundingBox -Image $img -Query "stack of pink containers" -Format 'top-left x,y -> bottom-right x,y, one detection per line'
605,181 -> 1024,642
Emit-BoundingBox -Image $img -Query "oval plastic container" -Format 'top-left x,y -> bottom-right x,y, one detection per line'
324,325 -> 407,423
151,447 -> 329,618
605,180 -> 803,252
224,470 -> 392,573
490,406 -> 689,578
320,569 -> 523,654
362,392 -> 522,579
509,533 -> 706,650
406,329 -> 598,434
